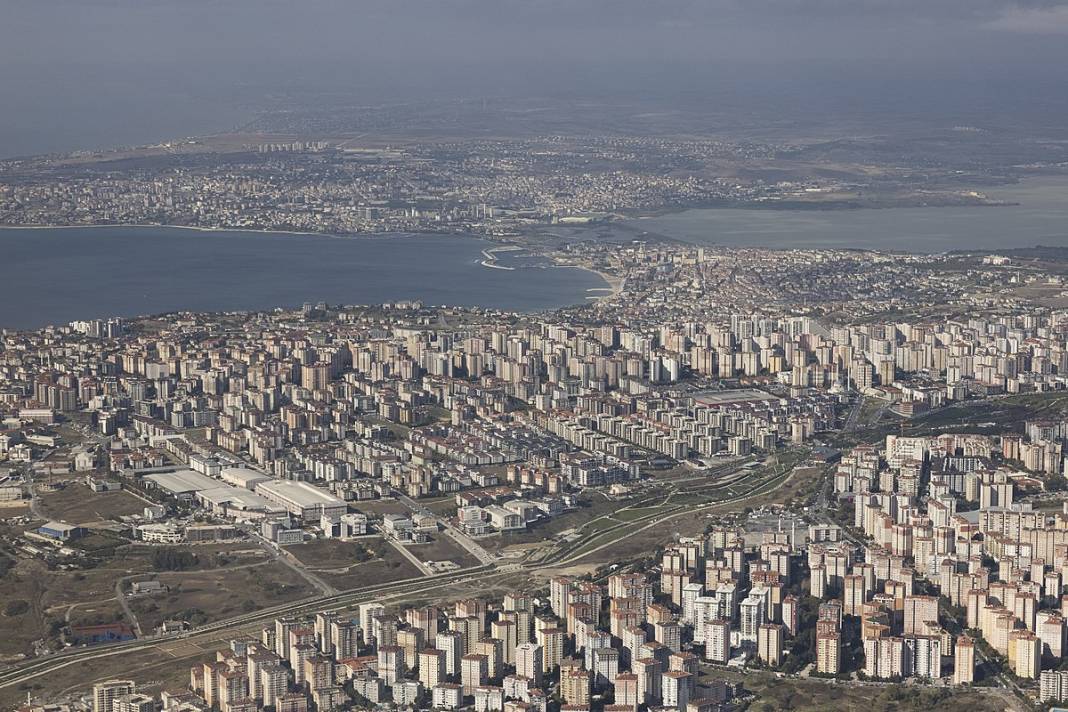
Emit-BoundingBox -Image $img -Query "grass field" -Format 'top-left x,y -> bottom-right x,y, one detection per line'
0,557 -> 132,660
286,537 -> 423,590
316,557 -> 423,591
37,483 -> 148,526
287,538 -> 385,569
0,540 -> 277,660
350,499 -> 412,516
127,561 -> 315,633
705,667 -> 1013,712
405,537 -> 481,568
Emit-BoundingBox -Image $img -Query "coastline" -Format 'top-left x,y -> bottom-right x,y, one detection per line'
570,264 -> 623,299
0,222 -> 484,241
0,222 -> 337,238
479,246 -> 521,271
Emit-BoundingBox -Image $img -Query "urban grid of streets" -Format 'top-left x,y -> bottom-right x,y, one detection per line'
2,234 -> 1068,712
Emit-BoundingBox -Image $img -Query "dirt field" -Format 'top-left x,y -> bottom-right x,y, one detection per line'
284,537 -> 423,590
287,537 -> 385,569
481,490 -> 634,553
406,536 -> 481,568
0,558 -> 132,660
0,539 -> 277,660
37,483 -> 148,526
128,561 -> 315,633
350,499 -> 411,516
707,667 -> 1013,712
0,566 -> 537,711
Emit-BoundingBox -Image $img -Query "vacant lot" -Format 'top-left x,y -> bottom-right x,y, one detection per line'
0,539 -> 276,660
287,537 -> 385,569
706,667 -> 1011,712
352,499 -> 412,517
420,496 -> 457,518
406,536 -> 480,568
37,483 -> 147,526
0,557 -> 135,660
483,490 -> 636,553
128,561 -> 315,633
285,537 -> 422,591
318,556 -> 423,591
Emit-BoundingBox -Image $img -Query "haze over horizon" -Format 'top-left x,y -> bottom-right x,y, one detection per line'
3,0 -> 1068,157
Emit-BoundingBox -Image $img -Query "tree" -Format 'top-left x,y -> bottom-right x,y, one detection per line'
1046,474 -> 1068,492
4,599 -> 29,617
151,548 -> 198,571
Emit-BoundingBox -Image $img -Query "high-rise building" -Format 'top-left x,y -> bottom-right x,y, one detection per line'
378,646 -> 405,685
758,624 -> 784,667
739,595 -> 765,642
473,638 -> 503,680
1040,670 -> 1068,703
561,667 -> 591,706
550,577 -> 572,617
460,654 -> 488,698
614,672 -> 639,711
908,636 -> 941,680
419,648 -> 445,689
260,664 -> 289,709
1014,631 -> 1041,680
537,626 -> 565,672
330,620 -> 359,661
515,642 -> 543,687
436,631 -> 464,676
398,628 -> 424,672
661,671 -> 691,711
705,619 -> 730,663
591,647 -> 619,691
816,633 -> 840,675
94,680 -> 136,712
111,695 -> 155,712
844,574 -> 867,616
954,635 -> 975,685
782,595 -> 799,636
406,606 -> 440,642
217,669 -> 249,711
491,619 -> 517,665
903,596 -> 939,636
633,657 -> 661,704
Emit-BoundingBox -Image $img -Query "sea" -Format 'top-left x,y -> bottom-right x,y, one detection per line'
624,176 -> 1068,253
3,176 -> 1067,329
0,228 -> 607,330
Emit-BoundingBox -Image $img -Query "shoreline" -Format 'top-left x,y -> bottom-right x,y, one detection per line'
479,246 -> 520,271
570,264 -> 623,298
0,222 -> 487,241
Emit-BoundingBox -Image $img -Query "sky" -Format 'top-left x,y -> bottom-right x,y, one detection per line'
1,0 -> 1067,157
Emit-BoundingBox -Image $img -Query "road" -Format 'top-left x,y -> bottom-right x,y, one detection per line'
842,395 -> 866,432
0,563 -> 504,693
250,532 -> 339,596
385,537 -> 435,576
394,491 -> 497,566
113,577 -> 143,639
0,454 -> 804,696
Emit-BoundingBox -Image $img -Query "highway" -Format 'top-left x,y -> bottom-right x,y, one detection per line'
0,456 -> 804,695
0,563 -> 505,692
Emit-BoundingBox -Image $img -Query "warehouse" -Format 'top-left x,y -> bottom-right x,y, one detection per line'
219,466 -> 271,490
38,520 -> 87,541
197,486 -> 279,520
254,479 -> 348,520
142,470 -> 221,499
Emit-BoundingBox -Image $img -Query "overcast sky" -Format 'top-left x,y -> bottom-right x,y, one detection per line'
2,0 -> 1066,156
